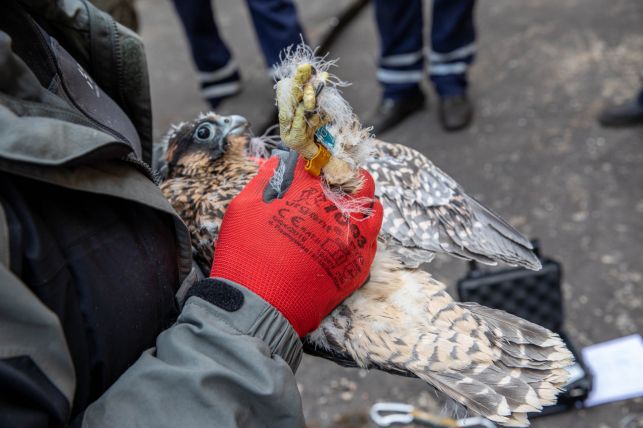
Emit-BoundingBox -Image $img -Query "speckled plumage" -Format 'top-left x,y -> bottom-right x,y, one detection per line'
313,251 -> 572,427
367,140 -> 541,270
159,113 -> 573,427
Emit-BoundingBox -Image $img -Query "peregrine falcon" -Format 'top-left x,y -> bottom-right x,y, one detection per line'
158,112 -> 572,427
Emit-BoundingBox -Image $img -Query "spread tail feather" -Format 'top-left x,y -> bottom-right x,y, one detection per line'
307,253 -> 573,427
462,303 -> 573,406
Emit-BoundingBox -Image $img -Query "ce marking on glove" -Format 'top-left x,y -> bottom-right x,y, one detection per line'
272,206 -> 328,247
270,200 -> 366,290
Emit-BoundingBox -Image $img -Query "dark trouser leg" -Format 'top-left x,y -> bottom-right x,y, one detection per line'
172,0 -> 241,106
245,0 -> 304,69
429,0 -> 476,97
373,0 -> 424,100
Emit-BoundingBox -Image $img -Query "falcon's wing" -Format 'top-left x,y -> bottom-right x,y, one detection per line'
366,140 -> 541,270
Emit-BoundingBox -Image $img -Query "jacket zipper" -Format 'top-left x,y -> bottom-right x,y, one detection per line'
25,16 -> 157,182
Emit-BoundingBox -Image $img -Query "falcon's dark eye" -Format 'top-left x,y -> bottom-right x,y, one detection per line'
194,123 -> 215,142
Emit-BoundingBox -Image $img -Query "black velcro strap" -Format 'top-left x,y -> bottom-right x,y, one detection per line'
184,278 -> 244,312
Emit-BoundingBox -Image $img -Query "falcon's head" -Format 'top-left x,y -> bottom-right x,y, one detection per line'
159,112 -> 250,179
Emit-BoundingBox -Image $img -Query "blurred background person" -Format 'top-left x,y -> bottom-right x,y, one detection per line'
598,69 -> 643,127
367,0 -> 476,134
172,0 -> 304,108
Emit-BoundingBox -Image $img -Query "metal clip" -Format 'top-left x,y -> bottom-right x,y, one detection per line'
370,402 -> 497,428
370,403 -> 415,426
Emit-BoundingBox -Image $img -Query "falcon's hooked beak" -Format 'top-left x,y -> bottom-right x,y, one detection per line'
220,114 -> 250,137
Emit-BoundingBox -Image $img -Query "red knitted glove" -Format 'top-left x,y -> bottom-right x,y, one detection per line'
211,152 -> 383,336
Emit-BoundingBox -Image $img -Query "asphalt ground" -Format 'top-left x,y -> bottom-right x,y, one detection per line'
138,1 -> 643,426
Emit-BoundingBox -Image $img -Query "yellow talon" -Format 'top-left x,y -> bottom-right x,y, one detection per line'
293,63 -> 312,101
278,62 -> 351,181
294,64 -> 312,83
303,82 -> 316,111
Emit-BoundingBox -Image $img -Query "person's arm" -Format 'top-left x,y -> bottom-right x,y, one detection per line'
84,151 -> 382,427
0,152 -> 381,428
0,261 -> 303,428
83,151 -> 382,428
82,278 -> 305,427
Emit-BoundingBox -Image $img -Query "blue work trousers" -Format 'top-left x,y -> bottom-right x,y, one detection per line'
374,0 -> 476,99
172,0 -> 303,78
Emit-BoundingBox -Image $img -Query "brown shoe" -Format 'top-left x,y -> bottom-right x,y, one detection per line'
439,94 -> 473,132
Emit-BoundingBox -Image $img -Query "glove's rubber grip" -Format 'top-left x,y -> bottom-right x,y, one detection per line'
262,150 -> 299,203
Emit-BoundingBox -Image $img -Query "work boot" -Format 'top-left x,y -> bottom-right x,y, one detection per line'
597,97 -> 643,127
365,90 -> 426,135
439,94 -> 473,132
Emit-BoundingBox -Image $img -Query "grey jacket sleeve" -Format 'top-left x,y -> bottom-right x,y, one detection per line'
82,278 -> 305,428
